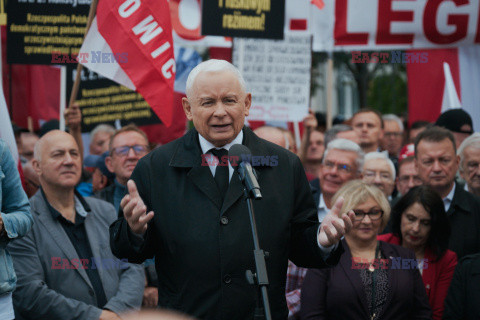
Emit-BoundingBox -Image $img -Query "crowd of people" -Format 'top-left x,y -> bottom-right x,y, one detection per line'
1,59 -> 480,319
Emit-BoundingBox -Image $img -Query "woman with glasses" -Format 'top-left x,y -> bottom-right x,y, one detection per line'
300,180 -> 431,320
378,186 -> 457,320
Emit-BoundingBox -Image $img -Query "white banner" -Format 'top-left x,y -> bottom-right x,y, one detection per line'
285,0 -> 480,52
233,34 -> 311,122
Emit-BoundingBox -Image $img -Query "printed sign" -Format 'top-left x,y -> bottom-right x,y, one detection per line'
233,34 -> 311,122
202,0 -> 285,40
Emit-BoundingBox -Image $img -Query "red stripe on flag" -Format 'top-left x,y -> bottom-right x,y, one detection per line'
407,48 -> 460,126
96,0 -> 175,126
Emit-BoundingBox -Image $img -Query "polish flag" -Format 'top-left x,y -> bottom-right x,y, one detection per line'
407,47 -> 480,131
79,0 -> 175,126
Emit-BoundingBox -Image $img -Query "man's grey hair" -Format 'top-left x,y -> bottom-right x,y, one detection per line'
91,124 -> 115,139
323,138 -> 364,173
185,59 -> 247,98
382,114 -> 404,132
364,151 -> 396,180
324,124 -> 354,147
458,132 -> 480,171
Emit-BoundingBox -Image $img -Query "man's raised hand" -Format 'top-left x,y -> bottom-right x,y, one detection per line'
121,180 -> 154,235
318,197 -> 354,247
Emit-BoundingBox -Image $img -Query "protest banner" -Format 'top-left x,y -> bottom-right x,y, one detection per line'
66,67 -> 161,132
285,0 -> 480,51
7,0 -> 90,64
233,33 -> 311,122
202,0 -> 285,40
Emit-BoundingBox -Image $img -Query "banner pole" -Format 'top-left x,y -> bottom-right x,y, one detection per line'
60,65 -> 67,131
68,0 -> 99,108
326,51 -> 333,130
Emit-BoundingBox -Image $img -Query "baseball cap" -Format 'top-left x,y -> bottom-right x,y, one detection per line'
84,151 -> 115,180
435,109 -> 474,134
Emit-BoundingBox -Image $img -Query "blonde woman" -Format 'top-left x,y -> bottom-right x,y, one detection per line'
300,180 -> 431,320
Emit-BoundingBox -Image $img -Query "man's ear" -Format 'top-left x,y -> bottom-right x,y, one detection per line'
244,93 -> 252,117
105,156 -> 115,173
32,159 -> 41,176
99,174 -> 108,189
182,97 -> 193,121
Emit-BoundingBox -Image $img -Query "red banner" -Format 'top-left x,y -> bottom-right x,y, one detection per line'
96,0 -> 176,126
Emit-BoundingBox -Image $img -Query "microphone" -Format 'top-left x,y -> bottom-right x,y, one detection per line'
229,144 -> 262,199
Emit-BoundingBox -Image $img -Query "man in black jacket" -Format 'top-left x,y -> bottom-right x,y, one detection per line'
110,59 -> 354,320
415,126 -> 480,258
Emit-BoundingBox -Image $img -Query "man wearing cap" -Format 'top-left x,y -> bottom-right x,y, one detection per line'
435,109 -> 474,148
84,152 -> 115,194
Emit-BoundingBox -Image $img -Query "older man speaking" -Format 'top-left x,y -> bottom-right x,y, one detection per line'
110,60 -> 354,320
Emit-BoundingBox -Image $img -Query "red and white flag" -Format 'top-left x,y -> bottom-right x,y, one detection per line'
79,0 -> 176,126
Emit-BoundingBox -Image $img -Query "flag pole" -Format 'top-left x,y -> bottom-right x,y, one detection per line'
68,0 -> 99,108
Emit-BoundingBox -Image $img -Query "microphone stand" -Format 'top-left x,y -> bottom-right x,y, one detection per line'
241,170 -> 272,320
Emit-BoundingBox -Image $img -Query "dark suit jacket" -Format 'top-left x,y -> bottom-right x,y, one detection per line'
446,183 -> 480,259
300,240 -> 432,320
443,253 -> 480,319
110,127 -> 343,320
9,191 -> 144,320
309,178 -> 321,209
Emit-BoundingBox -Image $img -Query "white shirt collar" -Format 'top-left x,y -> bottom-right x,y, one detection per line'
198,130 -> 244,154
198,131 -> 243,181
443,183 -> 456,212
319,193 -> 327,210
317,193 -> 329,222
74,196 -> 88,217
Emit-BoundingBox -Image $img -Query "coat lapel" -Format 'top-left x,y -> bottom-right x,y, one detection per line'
188,165 -> 223,210
170,127 -> 273,214
339,241 -> 370,317
32,194 -> 93,288
220,127 -> 271,215
170,128 -> 223,210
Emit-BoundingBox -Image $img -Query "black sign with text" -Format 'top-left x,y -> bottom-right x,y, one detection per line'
66,67 -> 161,132
7,0 -> 90,64
201,0 -> 285,40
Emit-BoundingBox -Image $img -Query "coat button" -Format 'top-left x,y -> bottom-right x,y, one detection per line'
223,275 -> 232,284
89,289 -> 94,296
220,217 -> 229,225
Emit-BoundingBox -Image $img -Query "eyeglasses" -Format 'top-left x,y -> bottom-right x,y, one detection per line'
111,145 -> 149,157
323,161 -> 352,173
352,208 -> 384,221
363,170 -> 392,182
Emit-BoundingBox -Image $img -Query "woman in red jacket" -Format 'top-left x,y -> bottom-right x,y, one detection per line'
378,185 -> 457,320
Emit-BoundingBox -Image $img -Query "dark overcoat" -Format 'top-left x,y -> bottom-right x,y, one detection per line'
110,127 -> 342,320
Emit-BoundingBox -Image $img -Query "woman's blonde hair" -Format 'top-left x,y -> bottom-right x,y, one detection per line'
332,180 -> 391,230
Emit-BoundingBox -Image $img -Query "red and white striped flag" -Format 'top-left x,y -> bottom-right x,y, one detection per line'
80,0 -> 176,126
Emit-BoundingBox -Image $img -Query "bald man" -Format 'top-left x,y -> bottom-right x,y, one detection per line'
253,126 -> 287,148
9,130 -> 144,320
